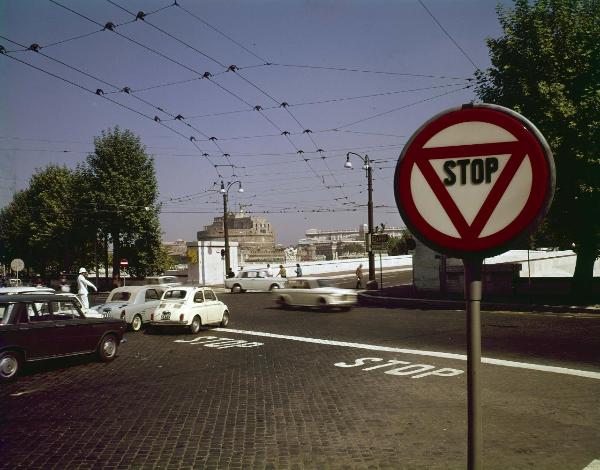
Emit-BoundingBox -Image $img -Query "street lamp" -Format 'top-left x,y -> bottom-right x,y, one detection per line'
220,180 -> 244,278
345,152 -> 375,282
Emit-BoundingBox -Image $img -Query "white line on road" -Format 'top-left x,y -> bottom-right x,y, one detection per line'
583,459 -> 600,470
216,328 -> 600,380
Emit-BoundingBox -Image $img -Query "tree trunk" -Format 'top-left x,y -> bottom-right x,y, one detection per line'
572,237 -> 597,300
112,232 -> 120,287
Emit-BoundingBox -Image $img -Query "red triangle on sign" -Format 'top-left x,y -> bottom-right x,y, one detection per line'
415,141 -> 526,242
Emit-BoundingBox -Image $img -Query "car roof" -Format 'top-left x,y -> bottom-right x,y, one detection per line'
109,285 -> 161,294
0,293 -> 78,302
0,287 -> 55,294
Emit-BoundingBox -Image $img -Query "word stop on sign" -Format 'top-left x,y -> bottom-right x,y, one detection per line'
443,157 -> 499,186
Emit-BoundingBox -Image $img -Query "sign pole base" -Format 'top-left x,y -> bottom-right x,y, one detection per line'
464,258 -> 483,470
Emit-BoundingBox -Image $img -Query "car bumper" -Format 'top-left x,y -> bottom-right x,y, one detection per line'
147,320 -> 188,327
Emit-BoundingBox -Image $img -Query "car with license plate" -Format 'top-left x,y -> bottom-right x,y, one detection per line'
0,294 -> 126,382
92,285 -> 164,332
148,286 -> 229,333
275,277 -> 358,310
224,269 -> 286,293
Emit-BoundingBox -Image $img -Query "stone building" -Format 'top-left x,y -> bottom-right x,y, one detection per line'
197,210 -> 284,263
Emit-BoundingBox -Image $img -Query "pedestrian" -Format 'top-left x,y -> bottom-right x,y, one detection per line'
77,267 -> 97,310
59,276 -> 71,293
277,264 -> 287,278
295,263 -> 302,277
355,263 -> 363,289
266,263 -> 273,277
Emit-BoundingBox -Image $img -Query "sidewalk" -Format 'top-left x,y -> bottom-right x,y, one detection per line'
358,284 -> 600,314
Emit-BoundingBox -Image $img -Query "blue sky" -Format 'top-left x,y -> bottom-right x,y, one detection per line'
1,0 -> 507,245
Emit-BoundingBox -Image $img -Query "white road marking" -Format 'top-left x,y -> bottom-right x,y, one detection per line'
583,459 -> 600,470
216,328 -> 600,380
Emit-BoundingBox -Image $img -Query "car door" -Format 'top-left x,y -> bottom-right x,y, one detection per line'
202,289 -> 221,324
142,288 -> 162,321
51,299 -> 98,354
192,290 -> 208,323
21,301 -> 62,359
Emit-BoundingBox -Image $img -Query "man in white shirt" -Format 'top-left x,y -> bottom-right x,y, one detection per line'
265,264 -> 273,277
77,267 -> 97,309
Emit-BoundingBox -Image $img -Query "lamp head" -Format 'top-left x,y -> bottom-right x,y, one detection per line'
220,181 -> 226,194
344,155 -> 353,169
238,186 -> 244,193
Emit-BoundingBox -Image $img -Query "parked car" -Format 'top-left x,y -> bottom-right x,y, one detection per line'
0,287 -> 101,317
144,276 -> 181,287
148,286 -> 229,333
92,285 -> 164,332
274,277 -> 358,310
0,294 -> 126,382
224,269 -> 286,293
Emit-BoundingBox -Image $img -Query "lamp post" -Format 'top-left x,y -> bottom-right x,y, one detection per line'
220,180 -> 244,278
345,152 -> 375,282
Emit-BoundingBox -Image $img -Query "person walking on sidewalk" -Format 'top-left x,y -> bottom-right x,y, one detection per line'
277,265 -> 287,278
295,263 -> 303,277
355,264 -> 364,289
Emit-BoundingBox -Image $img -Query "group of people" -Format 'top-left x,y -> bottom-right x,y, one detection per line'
264,263 -> 302,278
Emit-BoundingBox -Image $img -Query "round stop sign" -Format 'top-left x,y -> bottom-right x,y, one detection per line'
394,103 -> 555,259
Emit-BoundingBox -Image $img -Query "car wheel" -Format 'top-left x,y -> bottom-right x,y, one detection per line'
220,310 -> 230,327
318,297 -> 329,311
269,284 -> 280,291
131,314 -> 142,332
189,315 -> 202,334
278,296 -> 290,309
231,284 -> 242,293
0,351 -> 22,383
97,334 -> 118,362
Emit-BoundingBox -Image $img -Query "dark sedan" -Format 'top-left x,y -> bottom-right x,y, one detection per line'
0,294 -> 126,382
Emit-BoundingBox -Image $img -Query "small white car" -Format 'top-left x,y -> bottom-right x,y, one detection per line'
224,269 -> 286,293
92,285 -> 164,331
148,286 -> 229,333
275,277 -> 358,310
144,275 -> 181,287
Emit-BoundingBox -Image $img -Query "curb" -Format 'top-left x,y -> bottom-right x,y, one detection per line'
358,291 -> 600,314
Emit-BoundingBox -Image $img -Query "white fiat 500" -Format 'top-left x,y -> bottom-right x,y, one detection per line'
275,277 -> 358,310
92,286 -> 164,331
148,286 -> 230,334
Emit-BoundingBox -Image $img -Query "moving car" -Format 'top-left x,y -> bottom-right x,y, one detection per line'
0,294 -> 126,382
144,276 -> 181,287
148,286 -> 229,333
224,269 -> 286,293
92,285 -> 164,332
274,277 -> 358,310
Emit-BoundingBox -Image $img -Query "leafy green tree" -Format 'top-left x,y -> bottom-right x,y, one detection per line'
475,0 -> 600,293
0,165 -> 93,276
84,127 -> 163,280
387,230 -> 416,255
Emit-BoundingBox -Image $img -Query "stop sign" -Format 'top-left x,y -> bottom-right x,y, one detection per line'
119,258 -> 129,268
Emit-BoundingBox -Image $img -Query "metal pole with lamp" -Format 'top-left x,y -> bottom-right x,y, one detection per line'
220,180 -> 244,278
345,152 -> 375,282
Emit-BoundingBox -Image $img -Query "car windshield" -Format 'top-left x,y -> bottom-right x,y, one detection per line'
317,279 -> 335,287
0,303 -> 16,324
164,289 -> 188,300
109,291 -> 131,302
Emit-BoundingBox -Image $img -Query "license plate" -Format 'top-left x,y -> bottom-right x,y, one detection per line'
161,311 -> 171,320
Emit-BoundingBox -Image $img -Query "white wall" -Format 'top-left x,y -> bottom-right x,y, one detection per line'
187,240 -> 239,285
485,250 -> 600,277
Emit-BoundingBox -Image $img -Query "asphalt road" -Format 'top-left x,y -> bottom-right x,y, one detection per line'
1,285 -> 599,469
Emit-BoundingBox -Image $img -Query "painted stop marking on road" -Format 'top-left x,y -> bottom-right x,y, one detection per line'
394,104 -> 555,258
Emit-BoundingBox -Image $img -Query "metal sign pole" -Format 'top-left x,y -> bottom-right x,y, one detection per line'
464,258 -> 483,470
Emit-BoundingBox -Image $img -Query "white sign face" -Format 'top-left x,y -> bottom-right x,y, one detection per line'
10,258 -> 24,272
395,104 -> 555,258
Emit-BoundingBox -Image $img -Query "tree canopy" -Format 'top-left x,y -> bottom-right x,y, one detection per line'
475,0 -> 600,291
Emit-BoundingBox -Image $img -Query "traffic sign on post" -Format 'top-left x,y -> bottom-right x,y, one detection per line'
394,103 -> 555,259
394,103 -> 555,470
119,259 -> 128,268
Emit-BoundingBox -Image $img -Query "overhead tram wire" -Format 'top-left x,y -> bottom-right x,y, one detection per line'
0,47 -> 222,175
417,0 -> 479,71
103,2 -> 348,202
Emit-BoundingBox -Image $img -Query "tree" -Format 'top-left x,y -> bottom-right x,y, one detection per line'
475,0 -> 600,293
0,165 -> 93,276
84,127 -> 163,280
387,230 -> 416,255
